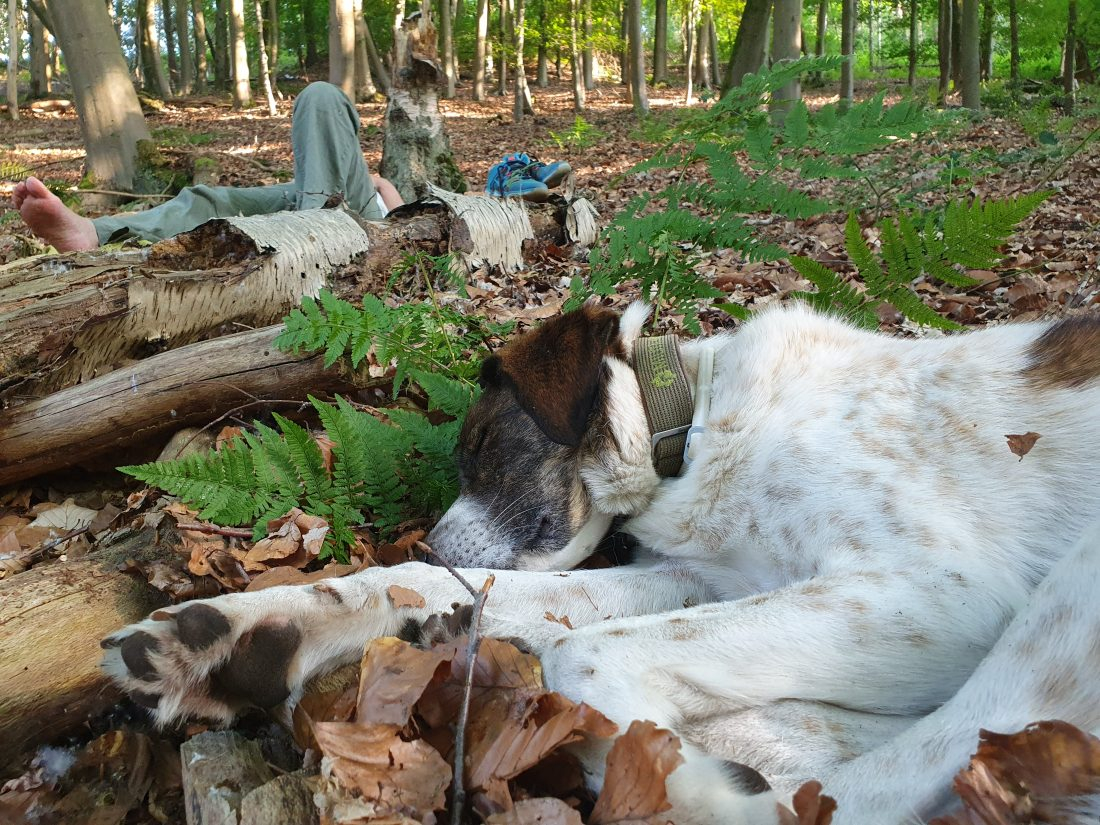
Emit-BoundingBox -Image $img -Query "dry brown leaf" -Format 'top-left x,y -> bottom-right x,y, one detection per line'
215,426 -> 244,450
544,612 -> 574,629
121,558 -> 218,602
931,721 -> 1100,825
355,637 -> 452,726
589,720 -> 683,825
1005,432 -> 1041,460
486,797 -> 583,825
776,781 -> 837,825
313,722 -> 451,819
315,433 -> 337,475
29,498 -> 97,531
387,584 -> 427,609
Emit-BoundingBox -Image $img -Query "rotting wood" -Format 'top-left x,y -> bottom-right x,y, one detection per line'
0,197 -> 596,403
241,774 -> 320,825
0,325 -> 362,487
180,731 -> 274,825
0,521 -> 178,774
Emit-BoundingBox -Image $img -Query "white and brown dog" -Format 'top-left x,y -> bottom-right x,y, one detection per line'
103,302 -> 1100,824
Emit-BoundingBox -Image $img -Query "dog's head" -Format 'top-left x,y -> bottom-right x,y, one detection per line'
427,303 -> 656,571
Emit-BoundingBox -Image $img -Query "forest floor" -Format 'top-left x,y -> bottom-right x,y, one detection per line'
2,75 -> 1100,825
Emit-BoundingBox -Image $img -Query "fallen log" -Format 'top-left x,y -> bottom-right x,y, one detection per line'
181,732 -> 275,825
0,522 -> 179,773
0,325 -> 362,487
0,194 -> 597,402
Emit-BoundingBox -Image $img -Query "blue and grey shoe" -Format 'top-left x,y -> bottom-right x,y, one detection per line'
531,159 -> 572,189
485,152 -> 572,201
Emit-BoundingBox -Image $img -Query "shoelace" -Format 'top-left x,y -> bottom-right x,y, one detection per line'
487,153 -> 544,195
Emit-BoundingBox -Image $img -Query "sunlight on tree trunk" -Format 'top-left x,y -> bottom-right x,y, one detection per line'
7,0 -> 18,120
582,0 -> 593,90
568,0 -> 583,111
722,0 -> 771,94
140,0 -> 172,98
513,0 -> 529,122
352,0 -> 377,100
839,0 -> 854,108
229,0 -> 251,107
192,0 -> 208,91
653,0 -> 667,84
958,0 -> 980,111
253,0 -> 276,113
497,0 -> 509,95
627,0 -> 647,113
28,9 -> 51,98
48,0 -> 152,190
536,1 -> 548,87
362,20 -> 389,92
771,0 -> 801,125
684,0 -> 695,103
1063,0 -> 1076,113
162,0 -> 177,90
440,0 -> 456,98
328,0 -> 355,100
176,0 -> 194,94
473,0 -> 488,98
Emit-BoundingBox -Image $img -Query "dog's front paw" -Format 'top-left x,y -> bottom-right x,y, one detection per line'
100,585 -> 346,726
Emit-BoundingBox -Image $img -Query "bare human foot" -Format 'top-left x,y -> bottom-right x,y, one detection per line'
12,176 -> 99,252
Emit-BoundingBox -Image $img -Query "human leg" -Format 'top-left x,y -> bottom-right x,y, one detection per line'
13,176 -> 99,251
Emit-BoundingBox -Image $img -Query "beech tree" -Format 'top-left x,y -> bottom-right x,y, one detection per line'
229,0 -> 251,107
328,0 -> 355,99
771,0 -> 802,123
959,0 -> 980,110
723,0 -> 771,93
7,0 -> 18,120
626,0 -> 646,113
653,0 -> 668,83
840,0 -> 855,106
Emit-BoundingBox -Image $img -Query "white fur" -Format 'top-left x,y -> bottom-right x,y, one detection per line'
104,305 -> 1100,824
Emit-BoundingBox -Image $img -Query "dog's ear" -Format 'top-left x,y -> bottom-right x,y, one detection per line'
488,305 -> 622,447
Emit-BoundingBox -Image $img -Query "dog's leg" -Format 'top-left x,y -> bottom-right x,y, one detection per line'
101,560 -> 710,726
818,519 -> 1100,824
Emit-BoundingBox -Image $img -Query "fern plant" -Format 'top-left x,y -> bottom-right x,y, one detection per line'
572,57 -> 954,329
790,192 -> 1048,329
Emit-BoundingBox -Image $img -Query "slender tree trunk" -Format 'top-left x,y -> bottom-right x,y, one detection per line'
1008,0 -> 1018,86
840,0 -> 855,108
950,0 -> 961,88
473,0 -> 489,98
440,0 -> 456,97
140,0 -> 173,97
47,0 -> 153,190
192,0 -> 208,90
653,0 -> 667,83
28,9 -> 50,98
328,0 -> 355,99
229,0 -> 251,107
937,0 -> 951,103
684,0 -> 696,102
908,0 -> 918,87
513,0 -> 527,121
163,0 -> 178,89
536,0 -> 548,86
626,0 -> 646,111
303,0 -> 319,64
497,0 -> 509,95
352,0 -> 376,99
867,0 -> 874,72
266,0 -> 278,71
582,0 -> 593,89
695,17 -> 710,90
1064,0 -> 1077,113
568,0 -> 583,111
6,0 -> 18,120
814,0 -> 827,59
362,19 -> 389,91
722,0 -> 771,93
958,0 -> 979,110
771,0 -> 802,124
214,0 -> 229,87
176,0 -> 195,93
979,0 -> 992,80
253,0 -> 277,112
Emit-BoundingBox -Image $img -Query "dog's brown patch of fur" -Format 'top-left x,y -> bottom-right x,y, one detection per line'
486,305 -> 622,446
1025,315 -> 1100,390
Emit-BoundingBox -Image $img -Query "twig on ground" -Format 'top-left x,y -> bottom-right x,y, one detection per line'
418,540 -> 493,825
170,398 -> 310,458
175,522 -> 255,539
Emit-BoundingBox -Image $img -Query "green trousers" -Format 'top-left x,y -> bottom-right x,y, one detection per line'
93,82 -> 384,245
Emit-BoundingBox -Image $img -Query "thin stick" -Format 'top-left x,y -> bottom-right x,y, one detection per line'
170,398 -> 309,458
417,540 -> 479,598
69,188 -> 174,200
175,522 -> 255,539
451,574 -> 494,825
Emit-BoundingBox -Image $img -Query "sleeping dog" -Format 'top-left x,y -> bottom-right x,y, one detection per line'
103,302 -> 1100,824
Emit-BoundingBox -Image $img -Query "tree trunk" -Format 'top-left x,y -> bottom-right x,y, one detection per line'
867,0 -> 874,72
6,0 -> 18,120
536,0 -> 548,87
49,0 -> 153,191
653,0 -> 667,83
814,0 -> 827,65
513,0 -> 530,122
140,0 -> 173,97
1064,0 -> 1077,113
907,0 -> 918,87
229,0 -> 251,106
979,0 -> 992,80
253,0 -> 277,113
176,0 -> 195,93
440,0 -> 456,97
352,0 -> 376,99
266,0 -> 279,76
497,0 -> 508,94
937,0 -> 951,103
626,0 -> 647,113
303,0 -> 319,65
950,0 -> 961,88
381,12 -> 467,201
958,0 -> 979,111
618,0 -> 628,87
163,0 -> 178,89
0,523 -> 176,775
568,0 -> 583,111
1008,0 -> 1018,86
771,0 -> 802,124
362,20 -> 390,91
707,14 -> 719,87
328,0 -> 355,99
192,0 -> 208,90
684,0 -> 695,103
695,18 -> 710,90
214,0 -> 229,87
473,0 -> 489,98
839,0 -> 855,108
28,8 -> 50,98
582,0 -> 593,89
722,0 -> 771,94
